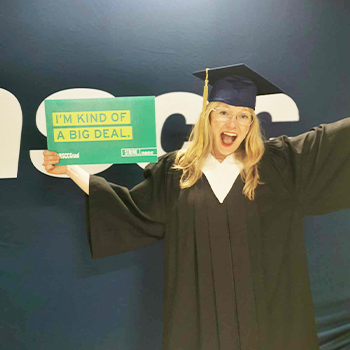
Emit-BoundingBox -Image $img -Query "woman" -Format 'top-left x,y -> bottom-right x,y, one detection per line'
43,65 -> 350,350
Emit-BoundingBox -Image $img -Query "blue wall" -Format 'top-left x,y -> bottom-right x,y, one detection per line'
1,0 -> 350,349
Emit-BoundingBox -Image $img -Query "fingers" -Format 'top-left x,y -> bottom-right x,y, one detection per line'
44,164 -> 55,173
43,150 -> 58,156
42,159 -> 60,166
42,150 -> 67,174
43,151 -> 60,163
44,155 -> 60,162
43,150 -> 61,172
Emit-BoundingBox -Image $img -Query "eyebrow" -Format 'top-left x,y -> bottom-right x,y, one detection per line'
226,107 -> 251,113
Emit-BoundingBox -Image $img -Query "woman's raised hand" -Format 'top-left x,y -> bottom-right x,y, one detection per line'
42,150 -> 90,194
42,150 -> 67,175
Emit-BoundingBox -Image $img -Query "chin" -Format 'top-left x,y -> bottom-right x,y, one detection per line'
216,145 -> 236,158
223,148 -> 237,156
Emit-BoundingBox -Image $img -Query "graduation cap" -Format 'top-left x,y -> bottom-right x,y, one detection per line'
193,64 -> 284,111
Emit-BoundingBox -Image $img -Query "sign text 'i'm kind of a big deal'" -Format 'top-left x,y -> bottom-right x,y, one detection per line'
52,110 -> 132,142
45,96 -> 157,165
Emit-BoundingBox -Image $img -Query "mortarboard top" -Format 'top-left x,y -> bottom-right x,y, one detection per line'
193,64 -> 284,110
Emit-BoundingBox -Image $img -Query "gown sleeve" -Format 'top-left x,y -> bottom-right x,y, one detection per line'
266,117 -> 350,216
86,154 -> 173,259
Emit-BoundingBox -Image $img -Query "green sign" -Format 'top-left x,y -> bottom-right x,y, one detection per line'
45,96 -> 157,165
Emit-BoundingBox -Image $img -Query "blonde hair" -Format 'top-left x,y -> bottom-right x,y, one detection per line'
173,101 -> 265,200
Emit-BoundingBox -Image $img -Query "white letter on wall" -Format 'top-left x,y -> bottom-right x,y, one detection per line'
256,93 -> 299,122
0,89 -> 23,179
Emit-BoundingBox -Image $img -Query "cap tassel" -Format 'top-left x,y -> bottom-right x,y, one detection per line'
197,68 -> 209,157
202,68 -> 209,114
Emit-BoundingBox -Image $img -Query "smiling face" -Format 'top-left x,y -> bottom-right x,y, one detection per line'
210,102 -> 253,162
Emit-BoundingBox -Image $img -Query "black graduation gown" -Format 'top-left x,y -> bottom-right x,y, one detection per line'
86,117 -> 350,350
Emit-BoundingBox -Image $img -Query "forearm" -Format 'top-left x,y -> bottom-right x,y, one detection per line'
66,165 -> 90,195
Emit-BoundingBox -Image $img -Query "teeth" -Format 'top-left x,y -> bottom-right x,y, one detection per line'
223,132 -> 237,136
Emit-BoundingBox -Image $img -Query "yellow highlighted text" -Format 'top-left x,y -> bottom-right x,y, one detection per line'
52,110 -> 131,126
54,127 -> 133,142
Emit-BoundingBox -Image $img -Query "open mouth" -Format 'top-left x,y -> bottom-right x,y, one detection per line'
220,132 -> 237,146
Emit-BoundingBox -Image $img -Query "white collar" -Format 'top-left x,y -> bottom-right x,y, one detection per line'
202,154 -> 243,203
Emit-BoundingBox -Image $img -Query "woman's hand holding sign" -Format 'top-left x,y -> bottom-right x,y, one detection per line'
43,150 -> 67,174
43,150 -> 90,195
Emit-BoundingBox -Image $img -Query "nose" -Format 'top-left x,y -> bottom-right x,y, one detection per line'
226,115 -> 240,129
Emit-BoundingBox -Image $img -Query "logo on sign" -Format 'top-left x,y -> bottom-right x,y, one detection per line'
121,148 -> 157,157
59,152 -> 80,159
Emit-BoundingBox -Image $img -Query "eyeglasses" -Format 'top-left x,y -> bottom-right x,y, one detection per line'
212,107 -> 253,126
